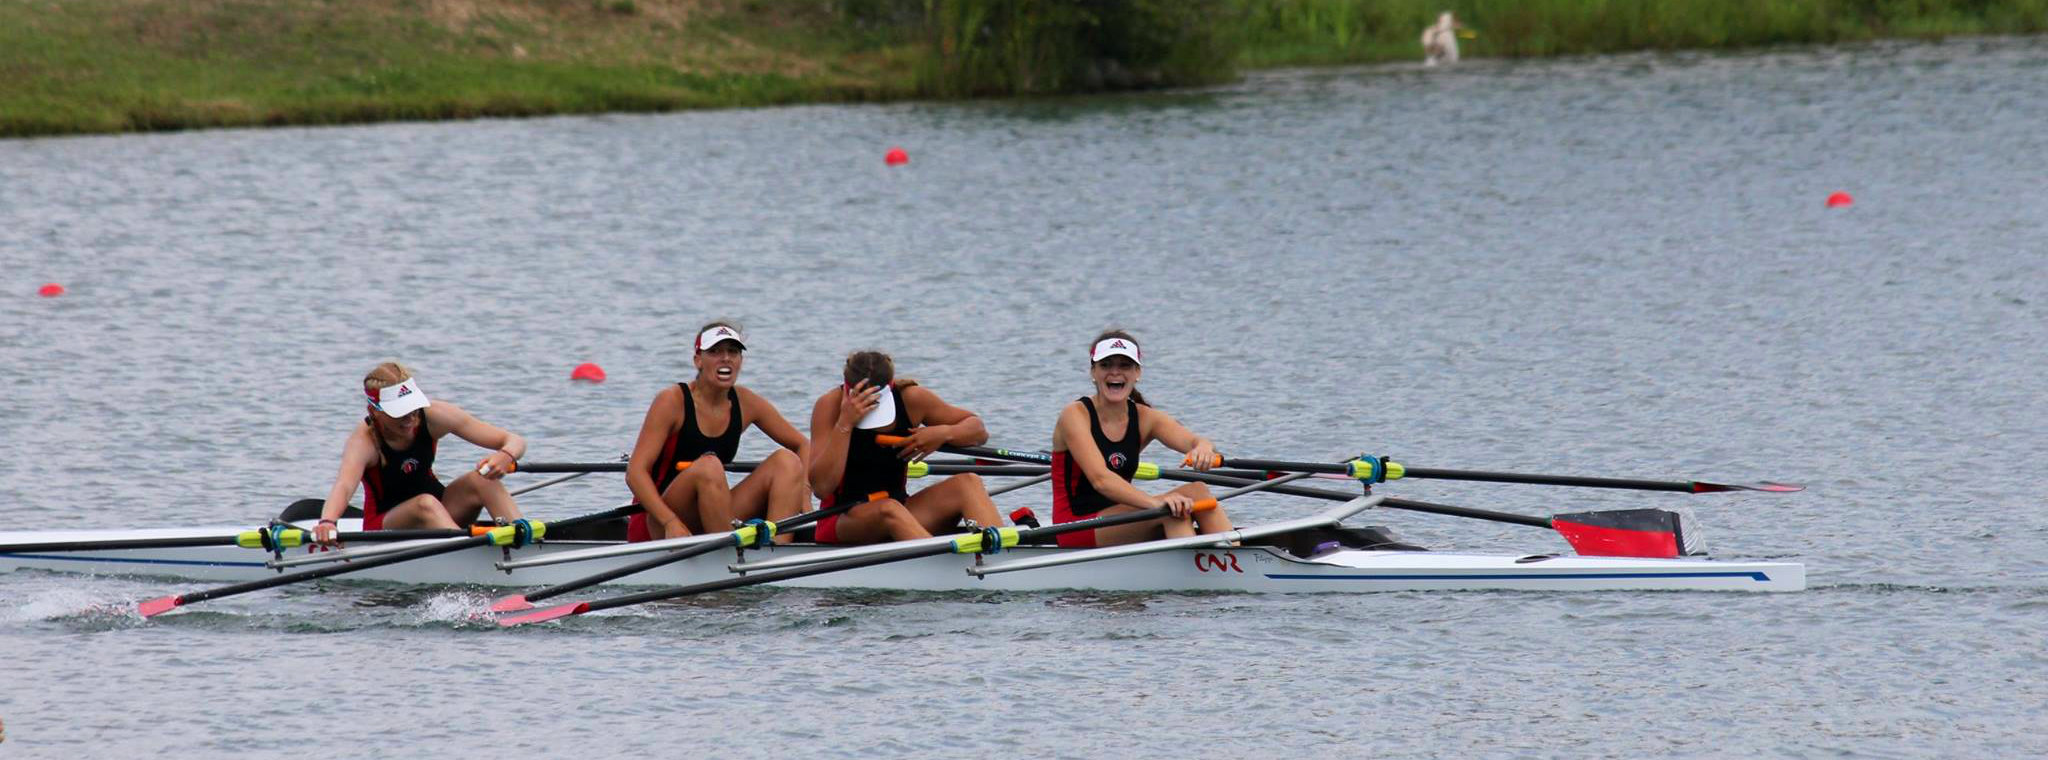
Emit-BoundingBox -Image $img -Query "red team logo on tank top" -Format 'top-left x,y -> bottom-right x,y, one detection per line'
1107,452 -> 1127,470
401,458 -> 419,474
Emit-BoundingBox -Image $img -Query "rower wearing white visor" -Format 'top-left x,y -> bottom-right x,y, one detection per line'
1050,330 -> 1233,547
806,350 -> 1003,544
624,321 -> 811,542
313,362 -> 527,546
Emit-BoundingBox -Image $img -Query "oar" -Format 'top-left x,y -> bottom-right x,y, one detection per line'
498,473 -> 1299,627
488,494 -> 883,613
136,504 -> 641,618
1200,455 -> 1803,494
0,526 -> 473,555
1156,468 -> 1693,558
968,492 -> 1385,577
515,459 -> 1045,478
873,437 -> 1051,465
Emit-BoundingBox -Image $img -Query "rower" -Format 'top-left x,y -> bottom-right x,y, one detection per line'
313,363 -> 526,546
625,321 -> 811,542
1050,330 -> 1235,547
806,350 -> 1004,544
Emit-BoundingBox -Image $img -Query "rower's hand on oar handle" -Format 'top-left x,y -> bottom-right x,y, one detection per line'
313,519 -> 342,548
877,427 -> 948,461
476,450 -> 517,479
1181,447 -> 1221,472
1155,493 -> 1219,518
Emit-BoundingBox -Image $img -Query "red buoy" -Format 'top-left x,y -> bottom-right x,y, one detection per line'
570,363 -> 606,383
1826,192 -> 1854,208
38,283 -> 64,297
884,147 -> 909,166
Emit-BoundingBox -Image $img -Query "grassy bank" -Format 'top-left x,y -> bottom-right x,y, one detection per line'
4,0 -> 2046,138
0,0 -> 927,137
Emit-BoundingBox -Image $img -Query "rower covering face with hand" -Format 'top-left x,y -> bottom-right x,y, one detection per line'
805,350 -> 1005,544
313,362 -> 527,546
1050,330 -> 1234,547
623,321 -> 811,542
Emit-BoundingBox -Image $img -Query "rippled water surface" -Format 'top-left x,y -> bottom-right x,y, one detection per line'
4,38 -> 2047,758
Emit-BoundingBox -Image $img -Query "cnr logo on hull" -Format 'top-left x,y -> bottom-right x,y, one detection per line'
1193,552 -> 1242,573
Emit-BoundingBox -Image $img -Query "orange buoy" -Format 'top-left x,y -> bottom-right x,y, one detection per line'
884,147 -> 909,166
1826,192 -> 1854,208
570,363 -> 606,383
38,283 -> 64,297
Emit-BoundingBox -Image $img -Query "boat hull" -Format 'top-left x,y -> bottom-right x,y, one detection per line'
0,523 -> 1805,593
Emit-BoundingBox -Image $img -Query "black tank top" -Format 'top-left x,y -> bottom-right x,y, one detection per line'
651,383 -> 743,493
832,384 -> 910,505
1053,397 -> 1142,518
361,413 -> 442,528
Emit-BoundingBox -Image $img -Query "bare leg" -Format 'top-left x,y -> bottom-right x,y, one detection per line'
653,454 -> 732,537
1088,483 -> 1216,546
904,473 -> 1001,535
823,498 -> 928,544
441,471 -> 523,526
728,449 -> 809,543
379,493 -> 459,530
1183,482 -> 1233,535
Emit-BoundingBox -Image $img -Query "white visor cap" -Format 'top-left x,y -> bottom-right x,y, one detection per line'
367,376 -> 431,417
1089,337 -> 1142,366
697,325 -> 747,351
856,385 -> 898,430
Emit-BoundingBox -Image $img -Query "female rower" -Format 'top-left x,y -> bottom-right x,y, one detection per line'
1050,330 -> 1234,547
313,362 -> 527,545
625,321 -> 811,542
806,350 -> 1003,544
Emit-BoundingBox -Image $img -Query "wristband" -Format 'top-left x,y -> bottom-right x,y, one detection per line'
317,519 -> 338,526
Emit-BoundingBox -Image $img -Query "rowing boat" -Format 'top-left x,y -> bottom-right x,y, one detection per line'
0,515 -> 1805,594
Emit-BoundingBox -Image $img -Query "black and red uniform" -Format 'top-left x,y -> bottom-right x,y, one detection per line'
360,413 -> 442,531
813,384 -> 911,544
1050,397 -> 1142,548
626,383 -> 744,542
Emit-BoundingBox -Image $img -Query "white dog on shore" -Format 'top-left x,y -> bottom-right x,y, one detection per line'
1423,11 -> 1462,66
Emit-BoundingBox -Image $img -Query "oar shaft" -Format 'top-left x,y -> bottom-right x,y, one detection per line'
516,460 -> 1045,477
584,503 -> 1189,614
1154,469 -> 1554,529
0,528 -> 472,554
1399,466 -> 1697,492
164,506 -> 640,608
519,501 -> 858,603
508,470 -> 590,496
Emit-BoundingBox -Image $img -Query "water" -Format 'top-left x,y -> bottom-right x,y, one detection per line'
4,37 -> 2047,757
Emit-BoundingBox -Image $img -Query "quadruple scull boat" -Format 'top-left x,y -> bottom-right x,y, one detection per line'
0,501 -> 1805,595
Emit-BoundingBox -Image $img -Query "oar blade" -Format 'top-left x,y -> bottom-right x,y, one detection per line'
1551,509 -> 1683,559
497,601 -> 589,627
1694,481 -> 1805,493
490,594 -> 534,613
137,595 -> 183,618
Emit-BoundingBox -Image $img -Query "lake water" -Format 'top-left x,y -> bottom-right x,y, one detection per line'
3,36 -> 2045,758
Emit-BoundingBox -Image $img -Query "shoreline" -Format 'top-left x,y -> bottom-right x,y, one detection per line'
4,0 -> 2043,139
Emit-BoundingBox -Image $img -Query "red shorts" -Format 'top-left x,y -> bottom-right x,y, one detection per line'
812,495 -> 844,544
625,511 -> 653,543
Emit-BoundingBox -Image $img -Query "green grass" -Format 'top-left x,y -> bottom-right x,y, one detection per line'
4,0 -> 2047,137
0,0 -> 925,137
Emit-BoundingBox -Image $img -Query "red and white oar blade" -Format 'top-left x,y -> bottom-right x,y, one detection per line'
137,595 -> 184,618
1694,480 -> 1805,493
496,601 -> 589,627
1552,509 -> 1682,558
490,594 -> 535,613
